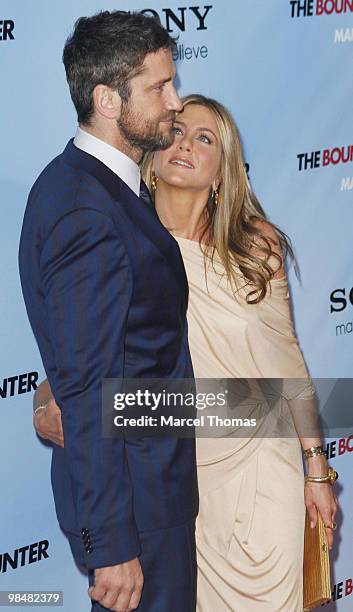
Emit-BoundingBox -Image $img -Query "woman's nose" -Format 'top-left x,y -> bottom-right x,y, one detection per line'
178,139 -> 192,152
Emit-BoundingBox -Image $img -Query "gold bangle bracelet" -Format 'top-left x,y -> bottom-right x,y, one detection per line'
303,445 -> 325,459
305,467 -> 338,485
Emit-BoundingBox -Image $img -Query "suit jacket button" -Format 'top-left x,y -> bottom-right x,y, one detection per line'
86,546 -> 93,554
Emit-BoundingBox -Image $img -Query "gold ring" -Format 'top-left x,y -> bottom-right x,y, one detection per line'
324,522 -> 337,530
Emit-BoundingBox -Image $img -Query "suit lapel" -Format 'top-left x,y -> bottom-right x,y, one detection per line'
63,140 -> 188,296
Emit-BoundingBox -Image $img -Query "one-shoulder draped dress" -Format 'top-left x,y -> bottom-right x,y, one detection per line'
175,236 -> 313,612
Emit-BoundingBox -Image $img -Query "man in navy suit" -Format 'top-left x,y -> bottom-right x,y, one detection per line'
19,11 -> 198,612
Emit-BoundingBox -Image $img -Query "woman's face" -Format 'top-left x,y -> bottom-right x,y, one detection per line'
153,103 -> 222,193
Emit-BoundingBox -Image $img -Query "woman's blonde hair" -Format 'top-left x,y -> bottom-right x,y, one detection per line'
141,94 -> 294,304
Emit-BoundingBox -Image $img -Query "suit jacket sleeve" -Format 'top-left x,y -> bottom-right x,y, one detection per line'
39,206 -> 140,569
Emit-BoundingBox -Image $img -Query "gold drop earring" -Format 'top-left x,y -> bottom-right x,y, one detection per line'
151,171 -> 159,193
212,186 -> 219,206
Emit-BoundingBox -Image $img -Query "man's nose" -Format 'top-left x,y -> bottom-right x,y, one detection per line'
166,84 -> 183,112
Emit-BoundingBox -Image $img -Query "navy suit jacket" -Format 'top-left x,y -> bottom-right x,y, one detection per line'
19,140 -> 198,570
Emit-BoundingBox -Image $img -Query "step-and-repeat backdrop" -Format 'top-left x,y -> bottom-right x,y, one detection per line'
1,1 -> 352,609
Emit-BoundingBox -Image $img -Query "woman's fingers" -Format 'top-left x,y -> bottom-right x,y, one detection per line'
305,482 -> 338,550
325,494 -> 339,550
304,487 -> 318,528
307,501 -> 318,529
321,506 -> 335,549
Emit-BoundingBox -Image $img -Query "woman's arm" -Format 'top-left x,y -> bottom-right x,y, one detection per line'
279,386 -> 338,548
33,378 -> 64,447
254,221 -> 338,548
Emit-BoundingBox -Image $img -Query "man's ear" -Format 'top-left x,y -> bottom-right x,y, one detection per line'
92,84 -> 122,120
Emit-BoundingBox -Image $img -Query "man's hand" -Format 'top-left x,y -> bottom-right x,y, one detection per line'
34,398 -> 64,447
88,558 -> 144,612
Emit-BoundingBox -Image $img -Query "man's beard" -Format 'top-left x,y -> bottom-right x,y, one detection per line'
117,101 -> 175,152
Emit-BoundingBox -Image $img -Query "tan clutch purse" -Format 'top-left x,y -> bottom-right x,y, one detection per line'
303,510 -> 332,610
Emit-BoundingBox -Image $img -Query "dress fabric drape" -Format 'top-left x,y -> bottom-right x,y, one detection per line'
175,236 -> 313,612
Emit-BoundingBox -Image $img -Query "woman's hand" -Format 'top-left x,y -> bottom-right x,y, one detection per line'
34,398 -> 64,447
304,455 -> 338,550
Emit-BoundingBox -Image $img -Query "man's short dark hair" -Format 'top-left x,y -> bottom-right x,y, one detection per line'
63,11 -> 176,125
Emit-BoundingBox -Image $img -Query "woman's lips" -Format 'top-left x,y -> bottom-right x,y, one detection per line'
169,157 -> 195,169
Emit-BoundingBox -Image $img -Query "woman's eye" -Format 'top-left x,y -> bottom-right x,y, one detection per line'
172,126 -> 182,135
199,134 -> 211,144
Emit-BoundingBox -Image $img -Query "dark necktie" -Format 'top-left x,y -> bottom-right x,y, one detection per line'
139,179 -> 155,211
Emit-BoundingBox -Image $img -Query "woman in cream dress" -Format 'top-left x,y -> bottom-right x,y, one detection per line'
33,95 -> 337,611
175,234 -> 313,611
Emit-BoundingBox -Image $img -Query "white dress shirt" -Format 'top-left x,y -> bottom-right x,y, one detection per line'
73,126 -> 141,197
